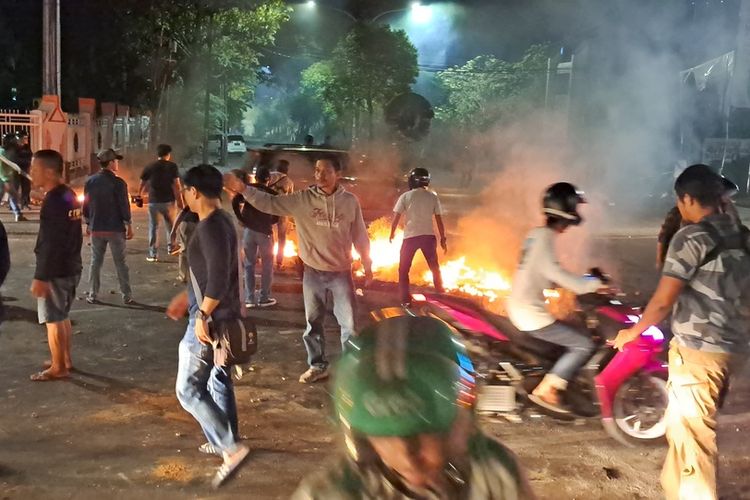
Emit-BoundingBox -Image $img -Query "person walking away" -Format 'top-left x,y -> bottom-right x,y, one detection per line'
506,182 -> 607,413
613,164 -> 750,500
28,150 -> 82,381
0,135 -> 26,221
224,156 -> 372,384
231,167 -> 278,308
656,175 -> 741,269
293,313 -> 535,499
390,167 -> 447,304
139,144 -> 181,262
166,164 -> 250,488
15,133 -> 32,208
83,149 -> 133,304
269,159 -> 294,269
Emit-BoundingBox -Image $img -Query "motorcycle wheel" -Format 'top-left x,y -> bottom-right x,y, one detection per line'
611,374 -> 668,444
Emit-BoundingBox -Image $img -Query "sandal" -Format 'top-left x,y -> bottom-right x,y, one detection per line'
211,445 -> 250,489
42,360 -> 73,371
30,370 -> 69,382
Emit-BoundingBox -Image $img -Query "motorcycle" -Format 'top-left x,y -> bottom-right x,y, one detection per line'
408,273 -> 669,445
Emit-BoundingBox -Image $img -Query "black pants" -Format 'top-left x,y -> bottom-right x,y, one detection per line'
398,235 -> 443,303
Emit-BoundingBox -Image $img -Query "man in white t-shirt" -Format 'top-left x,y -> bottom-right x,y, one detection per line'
506,182 -> 605,413
390,168 -> 447,304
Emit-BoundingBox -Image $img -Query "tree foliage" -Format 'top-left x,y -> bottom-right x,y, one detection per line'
300,23 -> 418,139
435,44 -> 551,129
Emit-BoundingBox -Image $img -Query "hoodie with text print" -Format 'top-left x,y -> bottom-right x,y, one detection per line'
240,184 -> 371,273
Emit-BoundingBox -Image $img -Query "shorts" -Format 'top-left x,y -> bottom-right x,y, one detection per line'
38,274 -> 81,324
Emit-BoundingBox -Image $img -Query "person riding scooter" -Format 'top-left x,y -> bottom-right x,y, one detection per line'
293,313 -> 535,499
506,182 -> 606,413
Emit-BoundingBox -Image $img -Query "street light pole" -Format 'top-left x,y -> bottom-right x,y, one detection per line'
42,0 -> 61,96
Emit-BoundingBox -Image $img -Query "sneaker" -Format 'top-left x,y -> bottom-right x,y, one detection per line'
123,297 -> 135,305
14,214 -> 27,222
198,442 -> 222,457
257,298 -> 277,308
211,445 -> 250,489
85,295 -> 97,304
244,302 -> 256,309
146,256 -> 158,262
299,366 -> 329,384
168,245 -> 182,256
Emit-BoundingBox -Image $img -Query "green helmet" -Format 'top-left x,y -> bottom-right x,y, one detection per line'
334,314 -> 474,437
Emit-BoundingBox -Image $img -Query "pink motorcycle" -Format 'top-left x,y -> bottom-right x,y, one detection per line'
410,274 -> 669,445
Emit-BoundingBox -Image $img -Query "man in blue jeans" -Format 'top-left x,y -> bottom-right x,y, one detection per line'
224,156 -> 372,384
139,144 -> 181,262
230,167 -> 278,308
167,164 -> 249,488
83,149 -> 133,304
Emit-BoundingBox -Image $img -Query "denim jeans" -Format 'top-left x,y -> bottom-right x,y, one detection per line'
147,202 -> 175,258
398,235 -> 443,303
2,180 -> 21,216
528,321 -> 595,381
175,318 -> 239,453
243,228 -> 274,304
89,233 -> 132,300
302,265 -> 356,369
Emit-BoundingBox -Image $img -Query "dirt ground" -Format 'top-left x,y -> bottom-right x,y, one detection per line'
1,202 -> 749,500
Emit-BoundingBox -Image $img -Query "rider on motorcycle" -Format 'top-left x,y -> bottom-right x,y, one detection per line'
293,313 -> 535,499
506,182 -> 606,413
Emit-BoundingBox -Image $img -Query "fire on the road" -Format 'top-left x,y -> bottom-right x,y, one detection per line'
277,217 -> 515,302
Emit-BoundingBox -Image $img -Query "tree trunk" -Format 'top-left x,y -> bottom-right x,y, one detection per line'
367,98 -> 374,140
201,13 -> 214,165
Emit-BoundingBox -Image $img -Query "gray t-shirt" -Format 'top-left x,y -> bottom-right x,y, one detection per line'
662,213 -> 750,353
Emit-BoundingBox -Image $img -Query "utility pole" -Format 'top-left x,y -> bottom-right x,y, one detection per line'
42,0 -> 61,96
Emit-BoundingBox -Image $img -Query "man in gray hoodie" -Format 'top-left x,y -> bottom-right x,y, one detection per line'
225,156 -> 372,383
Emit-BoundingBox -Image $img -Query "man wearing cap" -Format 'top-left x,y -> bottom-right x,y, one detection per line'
82,149 -> 134,304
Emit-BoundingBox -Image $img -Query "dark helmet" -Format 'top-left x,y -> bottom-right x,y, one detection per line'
408,167 -> 430,189
721,176 -> 739,198
543,182 -> 586,225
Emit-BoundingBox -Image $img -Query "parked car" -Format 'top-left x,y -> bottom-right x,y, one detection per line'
207,134 -> 223,156
227,134 -> 247,154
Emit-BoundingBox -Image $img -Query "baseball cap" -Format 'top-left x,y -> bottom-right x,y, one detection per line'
97,148 -> 123,162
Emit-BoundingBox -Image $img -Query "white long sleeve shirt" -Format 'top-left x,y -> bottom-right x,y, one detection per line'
506,227 -> 603,331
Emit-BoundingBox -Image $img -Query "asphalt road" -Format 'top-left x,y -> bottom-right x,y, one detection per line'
0,196 -> 748,499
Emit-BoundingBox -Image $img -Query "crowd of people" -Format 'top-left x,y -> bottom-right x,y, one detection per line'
5,139 -> 748,497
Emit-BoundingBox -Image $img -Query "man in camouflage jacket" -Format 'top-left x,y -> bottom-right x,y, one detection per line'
614,164 -> 750,500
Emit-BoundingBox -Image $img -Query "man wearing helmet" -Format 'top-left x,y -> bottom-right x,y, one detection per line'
506,182 -> 606,413
293,313 -> 534,499
390,167 -> 447,304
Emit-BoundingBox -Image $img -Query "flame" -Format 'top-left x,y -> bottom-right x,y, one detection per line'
276,216 -> 515,302
354,217 -> 513,302
273,240 -> 297,259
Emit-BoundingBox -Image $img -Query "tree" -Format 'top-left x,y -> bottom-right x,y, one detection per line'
435,44 -> 551,130
301,23 -> 418,140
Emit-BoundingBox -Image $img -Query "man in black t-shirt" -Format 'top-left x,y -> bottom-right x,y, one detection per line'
231,167 -> 278,307
139,144 -> 181,262
166,164 -> 249,488
29,150 -> 83,382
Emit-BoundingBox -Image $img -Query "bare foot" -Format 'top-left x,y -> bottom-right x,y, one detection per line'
30,369 -> 70,381
43,360 -> 73,371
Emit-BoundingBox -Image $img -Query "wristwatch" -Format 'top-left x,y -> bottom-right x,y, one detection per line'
196,309 -> 209,321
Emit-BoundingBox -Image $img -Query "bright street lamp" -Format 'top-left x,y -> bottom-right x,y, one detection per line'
298,1 -> 432,24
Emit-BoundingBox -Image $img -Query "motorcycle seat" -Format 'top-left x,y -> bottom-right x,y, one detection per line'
491,315 -> 565,360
